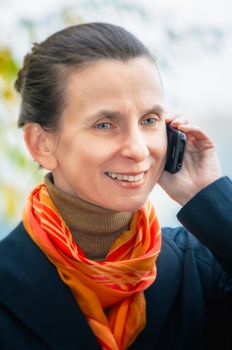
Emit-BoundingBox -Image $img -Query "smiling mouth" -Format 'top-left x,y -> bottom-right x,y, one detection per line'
105,171 -> 145,182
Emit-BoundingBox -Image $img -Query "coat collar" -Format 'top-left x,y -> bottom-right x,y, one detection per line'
0,224 -> 182,349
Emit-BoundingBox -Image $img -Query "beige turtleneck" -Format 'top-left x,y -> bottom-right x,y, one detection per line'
44,173 -> 133,261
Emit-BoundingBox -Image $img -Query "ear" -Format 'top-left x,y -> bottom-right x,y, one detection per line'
23,123 -> 58,170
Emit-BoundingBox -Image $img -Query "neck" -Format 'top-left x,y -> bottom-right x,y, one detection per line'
44,173 -> 133,260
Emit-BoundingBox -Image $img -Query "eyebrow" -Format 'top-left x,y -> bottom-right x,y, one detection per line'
87,104 -> 165,121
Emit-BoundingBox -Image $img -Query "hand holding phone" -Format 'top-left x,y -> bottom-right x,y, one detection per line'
165,124 -> 186,174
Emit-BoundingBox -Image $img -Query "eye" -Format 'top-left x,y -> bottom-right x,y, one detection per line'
141,117 -> 157,126
95,122 -> 112,130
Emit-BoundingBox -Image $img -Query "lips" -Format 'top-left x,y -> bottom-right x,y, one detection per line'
105,172 -> 145,182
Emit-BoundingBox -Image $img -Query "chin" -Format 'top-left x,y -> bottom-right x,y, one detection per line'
108,198 -> 148,213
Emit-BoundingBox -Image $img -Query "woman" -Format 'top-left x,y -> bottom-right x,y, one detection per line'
0,22 -> 231,350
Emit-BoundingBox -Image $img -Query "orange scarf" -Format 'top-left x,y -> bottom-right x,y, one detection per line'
23,183 -> 162,350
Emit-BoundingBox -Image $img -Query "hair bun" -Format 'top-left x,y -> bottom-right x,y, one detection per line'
14,67 -> 25,93
14,51 -> 33,93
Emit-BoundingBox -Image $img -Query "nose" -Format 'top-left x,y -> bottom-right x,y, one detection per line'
119,129 -> 149,162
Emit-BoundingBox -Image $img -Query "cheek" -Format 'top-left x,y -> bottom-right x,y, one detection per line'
76,143 -> 112,169
150,134 -> 167,160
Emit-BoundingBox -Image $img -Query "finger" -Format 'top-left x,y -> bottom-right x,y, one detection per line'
164,112 -> 188,125
177,124 -> 210,140
164,113 -> 180,123
170,116 -> 189,127
177,124 -> 215,148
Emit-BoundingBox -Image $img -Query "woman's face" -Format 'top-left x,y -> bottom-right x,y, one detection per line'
49,57 -> 167,212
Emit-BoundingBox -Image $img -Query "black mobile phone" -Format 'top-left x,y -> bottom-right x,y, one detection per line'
165,124 -> 186,173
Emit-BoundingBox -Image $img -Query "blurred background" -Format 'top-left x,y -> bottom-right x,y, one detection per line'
0,0 -> 232,239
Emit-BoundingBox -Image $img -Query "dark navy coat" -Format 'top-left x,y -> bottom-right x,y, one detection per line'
0,177 -> 232,350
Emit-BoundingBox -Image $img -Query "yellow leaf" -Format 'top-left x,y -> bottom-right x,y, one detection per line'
2,185 -> 19,219
2,83 -> 17,102
0,47 -> 18,81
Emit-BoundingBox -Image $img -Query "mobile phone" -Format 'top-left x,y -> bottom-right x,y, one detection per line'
165,124 -> 186,173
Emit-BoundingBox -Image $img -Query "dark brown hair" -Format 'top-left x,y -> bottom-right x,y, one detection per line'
15,22 -> 155,132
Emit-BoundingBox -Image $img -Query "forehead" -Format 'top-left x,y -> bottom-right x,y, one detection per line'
63,57 -> 164,116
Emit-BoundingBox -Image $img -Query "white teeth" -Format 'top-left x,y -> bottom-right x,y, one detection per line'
107,172 -> 144,182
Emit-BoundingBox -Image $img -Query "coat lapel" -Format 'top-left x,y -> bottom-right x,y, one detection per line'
130,230 -> 182,349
